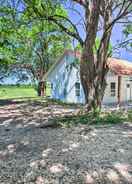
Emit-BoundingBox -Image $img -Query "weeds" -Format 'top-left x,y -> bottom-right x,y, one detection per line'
128,110 -> 132,122
56,110 -> 128,128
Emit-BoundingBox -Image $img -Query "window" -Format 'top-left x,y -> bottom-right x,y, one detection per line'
51,83 -> 53,89
127,84 -> 130,88
110,82 -> 116,96
129,77 -> 132,82
64,88 -> 67,97
75,82 -> 80,96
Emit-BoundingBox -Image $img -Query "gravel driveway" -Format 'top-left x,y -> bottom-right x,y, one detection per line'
0,99 -> 132,184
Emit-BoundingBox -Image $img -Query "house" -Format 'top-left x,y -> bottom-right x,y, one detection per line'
44,50 -> 132,105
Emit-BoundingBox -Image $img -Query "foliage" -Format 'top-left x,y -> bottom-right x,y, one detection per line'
123,24 -> 132,50
56,111 -> 128,128
0,0 -> 72,87
128,110 -> 132,122
123,24 -> 132,37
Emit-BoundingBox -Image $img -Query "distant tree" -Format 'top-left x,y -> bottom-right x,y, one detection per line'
0,0 -> 72,96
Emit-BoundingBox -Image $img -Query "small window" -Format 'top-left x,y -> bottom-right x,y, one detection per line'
51,83 -> 53,89
75,82 -> 80,96
127,84 -> 130,88
111,82 -> 116,96
129,77 -> 132,82
64,88 -> 67,97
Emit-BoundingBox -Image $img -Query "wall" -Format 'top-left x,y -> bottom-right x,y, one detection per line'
47,53 -> 132,104
47,52 -> 85,103
103,72 -> 132,104
103,71 -> 118,104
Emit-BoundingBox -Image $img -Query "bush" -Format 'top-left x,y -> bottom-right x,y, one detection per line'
128,110 -> 132,122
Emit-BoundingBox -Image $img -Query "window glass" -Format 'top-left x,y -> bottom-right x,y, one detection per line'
75,82 -> 80,96
111,82 -> 116,96
51,83 -> 53,89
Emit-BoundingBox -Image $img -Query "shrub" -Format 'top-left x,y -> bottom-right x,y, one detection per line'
57,111 -> 127,127
102,112 -> 125,124
128,110 -> 132,122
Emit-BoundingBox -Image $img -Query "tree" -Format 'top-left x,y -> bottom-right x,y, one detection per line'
123,24 -> 132,51
0,1 -> 18,81
0,0 -> 72,96
12,21 -> 71,96
24,0 -> 132,111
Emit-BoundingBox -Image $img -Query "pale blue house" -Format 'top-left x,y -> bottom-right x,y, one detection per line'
44,50 -> 85,103
44,50 -> 132,104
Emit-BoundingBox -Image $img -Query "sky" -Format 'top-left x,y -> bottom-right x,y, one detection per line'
67,2 -> 132,62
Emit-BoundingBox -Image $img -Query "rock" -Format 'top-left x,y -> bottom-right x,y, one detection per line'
7,144 -> 16,153
49,164 -> 65,174
35,176 -> 45,184
30,160 -> 39,170
38,119 -> 58,128
25,171 -> 37,182
40,160 -> 46,168
78,126 -> 93,135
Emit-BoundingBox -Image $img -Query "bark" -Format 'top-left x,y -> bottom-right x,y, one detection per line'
37,81 -> 46,97
80,52 -> 107,111
80,0 -> 113,112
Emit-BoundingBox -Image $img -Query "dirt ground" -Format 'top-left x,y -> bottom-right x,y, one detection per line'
0,99 -> 132,184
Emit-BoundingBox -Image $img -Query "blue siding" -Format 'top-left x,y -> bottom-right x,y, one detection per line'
47,53 -> 85,103
47,52 -> 132,104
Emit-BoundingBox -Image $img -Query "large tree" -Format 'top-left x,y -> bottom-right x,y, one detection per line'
24,0 -> 132,111
0,0 -> 71,96
11,21 -> 71,96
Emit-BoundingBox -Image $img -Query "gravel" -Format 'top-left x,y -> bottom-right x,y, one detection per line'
0,100 -> 132,184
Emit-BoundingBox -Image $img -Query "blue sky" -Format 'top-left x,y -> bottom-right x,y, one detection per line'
67,2 -> 132,62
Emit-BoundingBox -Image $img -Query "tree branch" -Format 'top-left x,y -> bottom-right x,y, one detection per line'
72,0 -> 86,7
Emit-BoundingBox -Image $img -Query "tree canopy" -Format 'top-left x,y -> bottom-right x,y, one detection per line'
0,0 -> 72,91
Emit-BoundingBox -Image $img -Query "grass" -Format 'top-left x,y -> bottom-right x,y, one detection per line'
0,85 -> 37,99
56,110 -> 131,128
0,84 -> 52,99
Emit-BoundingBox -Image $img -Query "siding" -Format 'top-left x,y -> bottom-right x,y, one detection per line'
103,72 -> 132,104
46,53 -> 132,104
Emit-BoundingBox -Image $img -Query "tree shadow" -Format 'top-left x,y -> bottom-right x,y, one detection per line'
0,100 -> 132,183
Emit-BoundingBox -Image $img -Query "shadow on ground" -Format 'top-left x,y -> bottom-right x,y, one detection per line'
0,99 -> 132,184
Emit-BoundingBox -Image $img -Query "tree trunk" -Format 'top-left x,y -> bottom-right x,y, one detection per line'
80,50 -> 107,112
79,0 -> 112,112
37,81 -> 46,97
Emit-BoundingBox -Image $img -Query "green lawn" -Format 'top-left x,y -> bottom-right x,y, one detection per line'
0,85 -> 51,99
0,85 -> 37,99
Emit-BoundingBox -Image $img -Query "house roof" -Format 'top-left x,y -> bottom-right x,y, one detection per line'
43,50 -> 132,80
107,58 -> 132,75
